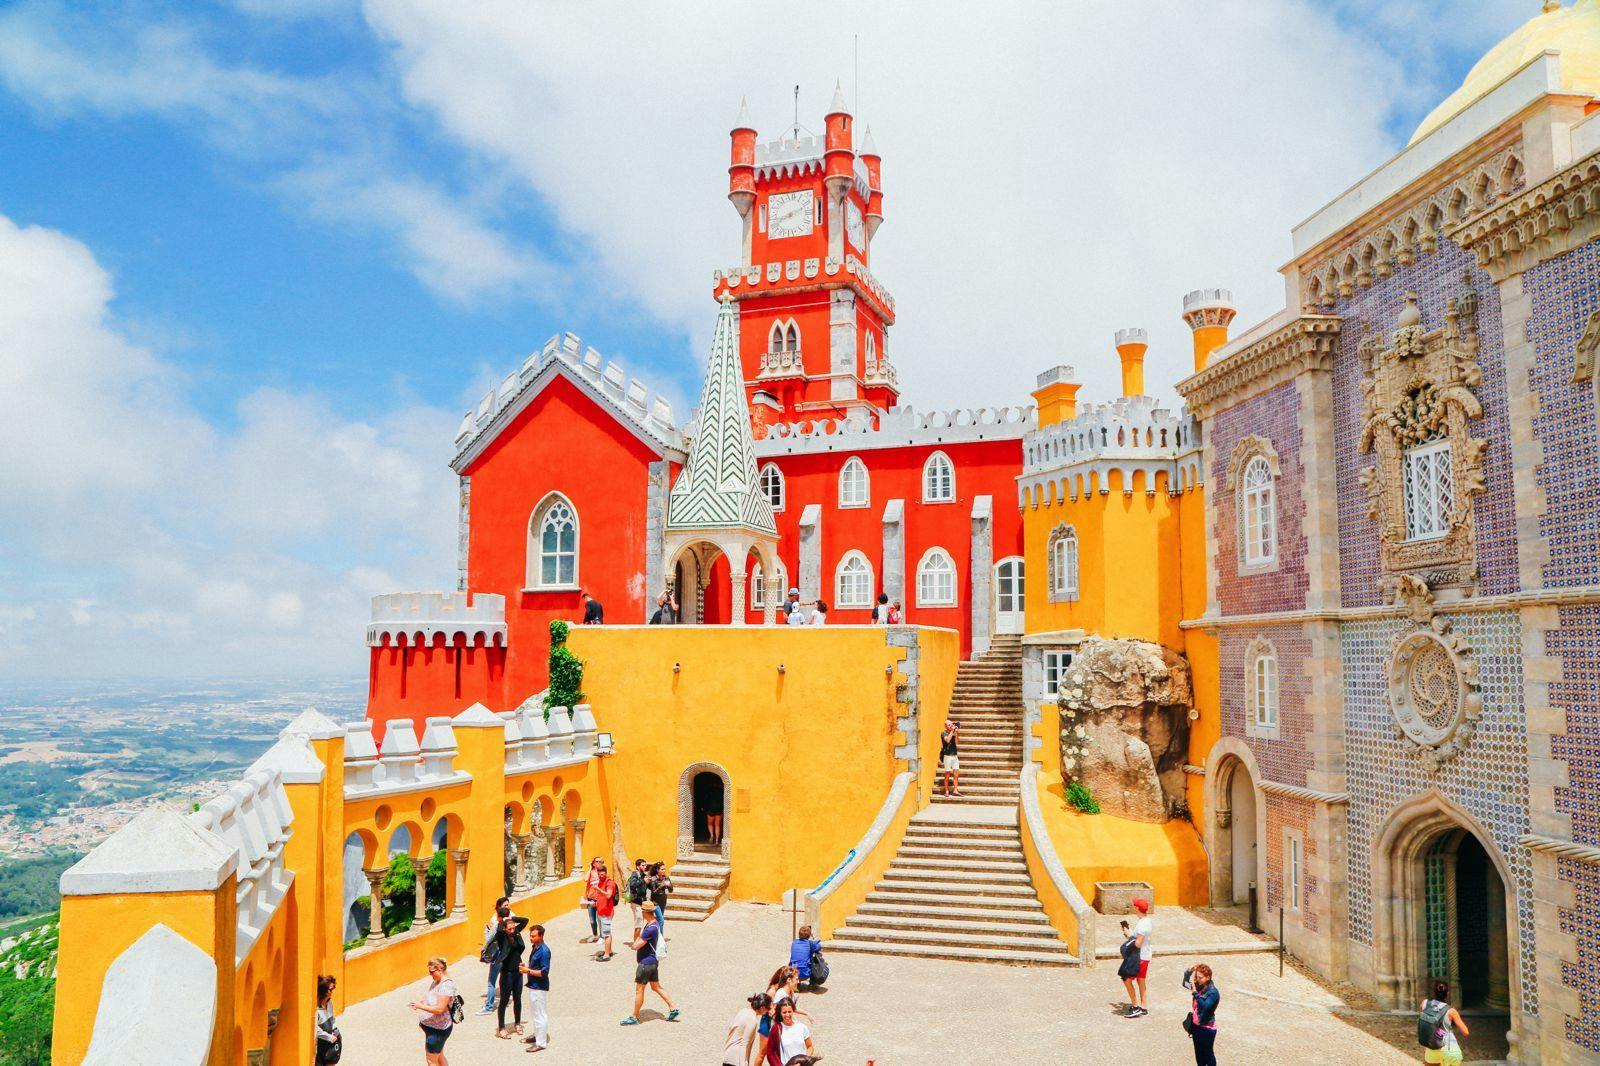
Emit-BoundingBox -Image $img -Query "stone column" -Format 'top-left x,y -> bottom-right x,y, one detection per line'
362,867 -> 389,941
882,499 -> 906,609
763,572 -> 780,625
543,826 -> 560,882
410,856 -> 430,924
570,819 -> 586,871
969,495 -> 994,655
798,505 -> 822,600
448,848 -> 470,917
1486,864 -> 1510,1011
730,569 -> 748,627
510,833 -> 532,891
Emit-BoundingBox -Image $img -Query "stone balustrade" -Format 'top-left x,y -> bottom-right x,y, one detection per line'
345,717 -> 469,799
366,590 -> 508,649
755,402 -> 1035,457
757,348 -> 805,377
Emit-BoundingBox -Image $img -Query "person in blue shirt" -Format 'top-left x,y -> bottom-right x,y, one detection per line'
621,901 -> 680,1026
1185,963 -> 1221,1066
788,925 -> 823,988
519,924 -> 552,1052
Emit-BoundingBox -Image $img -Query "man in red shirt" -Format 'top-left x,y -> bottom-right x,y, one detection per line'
594,871 -> 619,962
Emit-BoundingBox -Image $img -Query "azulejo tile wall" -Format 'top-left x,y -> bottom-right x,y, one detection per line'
1211,382 -> 1309,615
1557,856 -> 1600,1052
1330,246 -> 1520,607
1338,611 -> 1535,1014
1219,625 -> 1311,788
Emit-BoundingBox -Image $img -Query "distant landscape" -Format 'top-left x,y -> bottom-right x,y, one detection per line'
0,677 -> 367,920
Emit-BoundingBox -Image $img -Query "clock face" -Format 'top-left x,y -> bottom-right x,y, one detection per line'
846,199 -> 865,250
767,190 -> 814,240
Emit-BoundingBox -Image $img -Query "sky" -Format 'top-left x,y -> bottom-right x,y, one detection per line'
0,0 -> 1528,680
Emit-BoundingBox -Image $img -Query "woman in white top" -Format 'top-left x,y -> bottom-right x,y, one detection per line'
808,600 -> 828,626
314,974 -> 340,1065
765,1000 -> 816,1064
408,957 -> 456,1065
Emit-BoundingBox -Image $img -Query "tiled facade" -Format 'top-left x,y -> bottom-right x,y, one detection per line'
1211,382 -> 1309,616
1219,625 -> 1311,788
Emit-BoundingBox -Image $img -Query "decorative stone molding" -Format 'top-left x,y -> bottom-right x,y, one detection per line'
1224,435 -> 1281,490
676,761 -> 731,861
1182,764 -> 1207,776
1385,592 -> 1483,772
1451,154 -> 1600,282
1519,833 -> 1600,865
1301,139 -> 1523,306
1178,315 -> 1342,416
1575,308 -> 1600,382
1355,293 -> 1486,597
1243,635 -> 1281,740
1044,523 -> 1079,604
1255,780 -> 1350,805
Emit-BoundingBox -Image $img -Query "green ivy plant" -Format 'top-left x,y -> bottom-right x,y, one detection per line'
544,619 -> 586,715
1066,780 -> 1101,815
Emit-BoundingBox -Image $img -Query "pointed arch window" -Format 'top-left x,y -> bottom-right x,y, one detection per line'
839,457 -> 870,508
1246,638 -> 1280,738
759,463 -> 786,512
864,331 -> 878,363
922,451 -> 955,503
916,548 -> 957,607
528,493 -> 578,588
1240,455 -> 1277,568
835,551 -> 874,608
1048,524 -> 1079,602
768,319 -> 800,355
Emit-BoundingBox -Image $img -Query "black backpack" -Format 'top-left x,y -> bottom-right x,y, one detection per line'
1417,999 -> 1449,1050
1117,936 -> 1141,980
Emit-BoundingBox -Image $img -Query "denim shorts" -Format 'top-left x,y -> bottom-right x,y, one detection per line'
420,1023 -> 452,1053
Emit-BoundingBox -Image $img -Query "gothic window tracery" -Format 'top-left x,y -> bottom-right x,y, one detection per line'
1046,524 -> 1078,602
922,451 -> 955,503
1245,637 -> 1279,736
759,463 -> 785,512
528,493 -> 578,589
916,548 -> 957,607
1241,456 -> 1277,567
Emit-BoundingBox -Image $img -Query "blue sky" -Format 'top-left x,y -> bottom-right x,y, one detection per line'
0,1 -> 1525,678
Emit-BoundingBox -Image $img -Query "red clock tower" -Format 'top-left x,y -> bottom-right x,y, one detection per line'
717,84 -> 896,431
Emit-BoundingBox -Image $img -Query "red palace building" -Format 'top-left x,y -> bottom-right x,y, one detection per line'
366,87 -> 1031,727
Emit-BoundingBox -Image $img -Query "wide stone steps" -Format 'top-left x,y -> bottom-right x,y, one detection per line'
665,858 -> 728,923
856,898 -> 1049,923
898,844 -> 1022,863
823,937 -> 1074,967
832,921 -> 1070,951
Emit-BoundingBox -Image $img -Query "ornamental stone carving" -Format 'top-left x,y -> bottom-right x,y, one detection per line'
1386,581 -> 1482,771
1224,435 -> 1281,490
1356,292 -> 1486,598
1575,308 -> 1600,383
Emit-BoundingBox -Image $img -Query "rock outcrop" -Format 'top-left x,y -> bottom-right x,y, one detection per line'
1056,638 -> 1192,823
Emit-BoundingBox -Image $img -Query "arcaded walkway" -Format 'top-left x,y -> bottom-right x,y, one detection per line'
335,902 -> 1504,1064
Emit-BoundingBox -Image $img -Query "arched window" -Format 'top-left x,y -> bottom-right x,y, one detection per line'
1402,439 -> 1453,541
916,548 -> 957,607
759,463 -> 785,511
864,331 -> 877,363
922,451 -> 955,503
839,457 -> 870,508
1240,455 -> 1277,567
1247,639 -> 1279,735
768,319 -> 800,354
835,551 -> 874,608
1048,525 -> 1079,602
751,558 -> 786,609
528,493 -> 578,588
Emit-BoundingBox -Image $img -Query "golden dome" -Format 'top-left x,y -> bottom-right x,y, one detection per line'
1410,0 -> 1600,145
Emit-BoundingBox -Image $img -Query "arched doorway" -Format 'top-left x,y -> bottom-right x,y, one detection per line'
677,762 -> 731,860
1229,763 -> 1258,910
1372,792 -> 1517,1038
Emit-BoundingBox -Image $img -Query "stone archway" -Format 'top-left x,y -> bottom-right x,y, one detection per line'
677,761 -> 731,860
1370,791 -> 1520,1043
1204,738 -> 1266,919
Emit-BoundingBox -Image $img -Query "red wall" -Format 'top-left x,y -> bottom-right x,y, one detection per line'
367,373 -> 666,725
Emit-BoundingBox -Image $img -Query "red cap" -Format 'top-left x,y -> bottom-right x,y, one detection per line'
1133,898 -> 1150,913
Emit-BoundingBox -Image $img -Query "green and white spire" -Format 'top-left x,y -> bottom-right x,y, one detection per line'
666,298 -> 777,535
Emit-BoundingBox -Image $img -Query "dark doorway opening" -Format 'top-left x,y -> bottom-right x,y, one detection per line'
692,771 -> 724,853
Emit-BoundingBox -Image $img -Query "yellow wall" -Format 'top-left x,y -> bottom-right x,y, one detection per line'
1178,485 -> 1218,821
807,773 -> 918,940
568,624 -> 958,904
912,629 -> 961,806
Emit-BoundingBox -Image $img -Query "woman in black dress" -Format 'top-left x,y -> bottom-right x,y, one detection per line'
493,913 -> 530,1038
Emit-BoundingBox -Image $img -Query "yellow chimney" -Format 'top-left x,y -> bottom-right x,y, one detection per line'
1182,289 -> 1238,372
1114,328 -> 1147,397
1032,365 -> 1081,427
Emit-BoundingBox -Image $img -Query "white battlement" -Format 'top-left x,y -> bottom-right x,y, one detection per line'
1020,395 -> 1204,501
190,767 -> 294,964
755,403 -> 1034,457
1183,287 -> 1237,313
1114,328 -> 1148,347
453,333 -> 682,467
714,253 -> 895,315
367,592 -> 507,648
755,133 -> 825,177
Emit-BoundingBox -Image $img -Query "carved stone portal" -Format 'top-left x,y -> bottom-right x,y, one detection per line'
1356,292 -> 1486,598
1386,577 -> 1482,771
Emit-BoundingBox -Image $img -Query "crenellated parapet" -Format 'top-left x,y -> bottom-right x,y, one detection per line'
755,402 -> 1034,457
1018,395 -> 1202,505
452,332 -> 683,473
713,252 -> 895,322
366,591 -> 507,648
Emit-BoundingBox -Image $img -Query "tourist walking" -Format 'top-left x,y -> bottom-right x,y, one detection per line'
788,925 -> 825,989
763,966 -> 812,1023
1418,979 -> 1469,1066
408,957 -> 457,1065
591,868 -> 619,962
476,897 -> 512,1016
1126,897 -> 1155,1018
580,589 -> 604,624
519,923 -> 551,1053
808,600 -> 828,625
1184,963 -> 1220,1065
315,974 -> 341,1064
723,992 -> 772,1066
494,912 -> 531,1039
582,859 -> 606,943
763,1000 -> 817,1065
939,721 -> 961,797
626,859 -> 650,929
622,900 -> 680,1025
1117,920 -> 1141,1014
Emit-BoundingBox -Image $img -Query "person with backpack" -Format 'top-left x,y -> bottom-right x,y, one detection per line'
315,974 -> 341,1064
1183,963 -> 1220,1065
788,925 -> 826,989
594,868 -> 619,962
626,859 -> 650,929
1116,920 -> 1141,1014
1419,979 -> 1469,1066
621,900 -> 680,1026
475,897 -> 511,1016
408,957 -> 458,1065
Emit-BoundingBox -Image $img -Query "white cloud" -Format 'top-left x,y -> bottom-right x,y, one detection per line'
0,212 -> 458,678
360,0 -> 1508,404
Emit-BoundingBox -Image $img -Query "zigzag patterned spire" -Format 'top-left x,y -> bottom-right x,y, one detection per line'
666,299 -> 777,534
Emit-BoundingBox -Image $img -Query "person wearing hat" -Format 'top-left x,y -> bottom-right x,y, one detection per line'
621,900 -> 679,1026
1127,897 -> 1155,1018
783,588 -> 801,620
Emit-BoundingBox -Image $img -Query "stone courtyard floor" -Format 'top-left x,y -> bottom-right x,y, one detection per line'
337,902 -> 1510,1065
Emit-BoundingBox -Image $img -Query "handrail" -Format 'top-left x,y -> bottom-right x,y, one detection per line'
1018,761 -> 1097,965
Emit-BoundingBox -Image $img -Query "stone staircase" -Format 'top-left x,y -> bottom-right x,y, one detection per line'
825,635 -> 1073,966
666,854 -> 730,922
825,809 -> 1076,965
934,633 -> 1024,806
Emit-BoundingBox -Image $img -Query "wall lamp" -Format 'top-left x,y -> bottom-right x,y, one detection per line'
596,732 -> 615,756
777,664 -> 786,674
673,662 -> 681,674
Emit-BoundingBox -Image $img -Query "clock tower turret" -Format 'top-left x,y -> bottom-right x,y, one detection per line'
713,90 -> 897,424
